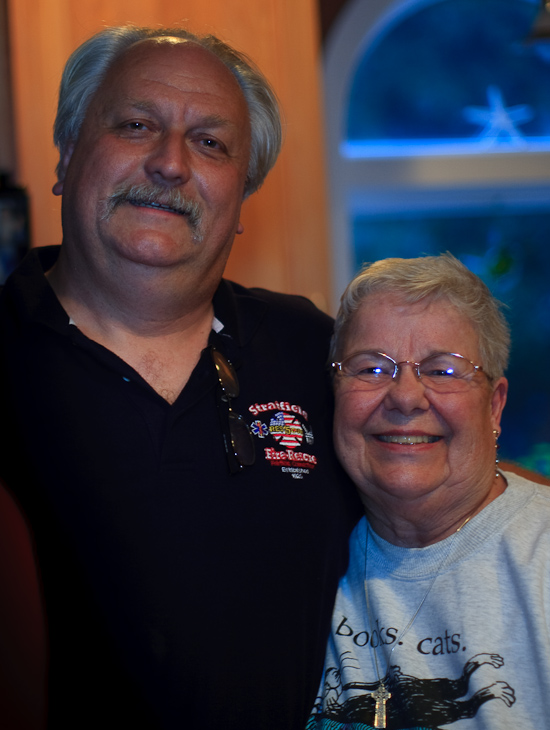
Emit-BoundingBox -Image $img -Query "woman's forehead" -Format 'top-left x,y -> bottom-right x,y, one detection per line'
343,292 -> 479,356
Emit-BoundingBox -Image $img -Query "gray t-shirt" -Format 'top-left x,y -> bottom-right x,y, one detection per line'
307,472 -> 550,729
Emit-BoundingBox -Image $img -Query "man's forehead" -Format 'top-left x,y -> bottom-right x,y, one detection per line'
86,36 -> 246,115
106,37 -> 234,84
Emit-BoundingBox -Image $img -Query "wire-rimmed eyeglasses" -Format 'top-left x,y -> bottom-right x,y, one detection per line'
331,351 -> 488,393
211,347 -> 255,474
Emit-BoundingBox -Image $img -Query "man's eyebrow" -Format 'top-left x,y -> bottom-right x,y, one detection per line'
192,113 -> 237,129
104,101 -> 238,130
101,98 -> 157,118
114,99 -> 159,114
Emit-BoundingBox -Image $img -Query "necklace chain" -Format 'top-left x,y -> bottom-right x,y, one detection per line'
362,513 -> 472,728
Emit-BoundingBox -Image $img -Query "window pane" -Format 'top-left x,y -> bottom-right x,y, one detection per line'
346,0 -> 549,152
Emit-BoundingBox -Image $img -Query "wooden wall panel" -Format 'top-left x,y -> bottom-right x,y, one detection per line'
7,0 -> 332,308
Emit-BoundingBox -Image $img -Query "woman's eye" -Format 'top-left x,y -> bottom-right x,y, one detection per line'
425,368 -> 454,378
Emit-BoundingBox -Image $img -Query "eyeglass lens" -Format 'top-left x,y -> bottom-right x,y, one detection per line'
211,348 -> 255,469
228,411 -> 256,465
212,347 -> 240,399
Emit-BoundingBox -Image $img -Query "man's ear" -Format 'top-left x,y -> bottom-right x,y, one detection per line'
52,142 -> 75,196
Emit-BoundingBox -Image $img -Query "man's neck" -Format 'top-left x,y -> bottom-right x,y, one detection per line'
46,248 -> 219,404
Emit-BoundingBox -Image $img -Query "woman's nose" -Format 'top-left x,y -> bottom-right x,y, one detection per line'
383,362 -> 430,414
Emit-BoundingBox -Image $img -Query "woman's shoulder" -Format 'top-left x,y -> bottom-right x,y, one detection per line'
500,462 -> 550,487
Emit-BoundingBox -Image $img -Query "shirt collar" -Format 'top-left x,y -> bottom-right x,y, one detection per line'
5,245 -> 270,354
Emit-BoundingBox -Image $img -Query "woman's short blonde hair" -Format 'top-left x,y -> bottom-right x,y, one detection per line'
331,253 -> 510,380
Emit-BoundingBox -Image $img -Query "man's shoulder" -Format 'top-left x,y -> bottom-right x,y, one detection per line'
0,246 -> 64,331
250,285 -> 331,317
219,279 -> 334,337
0,245 -> 59,300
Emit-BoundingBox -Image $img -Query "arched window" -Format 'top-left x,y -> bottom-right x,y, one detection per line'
324,0 -> 550,472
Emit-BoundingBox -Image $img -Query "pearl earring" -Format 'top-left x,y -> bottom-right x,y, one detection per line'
493,429 -> 500,477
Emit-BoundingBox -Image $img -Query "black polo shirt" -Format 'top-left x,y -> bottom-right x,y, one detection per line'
0,246 -> 360,729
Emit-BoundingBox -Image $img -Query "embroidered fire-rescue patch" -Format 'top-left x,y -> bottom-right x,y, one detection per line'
247,401 -> 317,479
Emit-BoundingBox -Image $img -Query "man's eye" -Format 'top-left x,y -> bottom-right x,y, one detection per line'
200,138 -> 221,149
124,121 -> 147,131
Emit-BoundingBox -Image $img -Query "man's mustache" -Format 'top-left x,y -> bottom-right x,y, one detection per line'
102,183 -> 203,239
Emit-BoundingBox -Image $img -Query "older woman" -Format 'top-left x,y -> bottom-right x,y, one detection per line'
307,254 -> 550,730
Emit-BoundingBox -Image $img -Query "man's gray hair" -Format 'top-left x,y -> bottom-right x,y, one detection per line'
331,253 -> 511,380
53,24 -> 282,198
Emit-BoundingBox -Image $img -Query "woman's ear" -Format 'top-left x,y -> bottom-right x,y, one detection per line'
490,377 -> 508,431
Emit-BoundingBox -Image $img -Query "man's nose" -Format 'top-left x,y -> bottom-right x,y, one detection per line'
382,363 -> 430,414
144,132 -> 191,185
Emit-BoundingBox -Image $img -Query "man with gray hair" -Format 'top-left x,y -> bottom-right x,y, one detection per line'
0,25 -> 359,730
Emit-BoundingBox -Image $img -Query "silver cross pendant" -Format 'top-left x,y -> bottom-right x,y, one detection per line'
371,681 -> 391,729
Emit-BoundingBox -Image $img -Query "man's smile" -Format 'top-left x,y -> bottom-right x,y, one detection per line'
101,182 -> 204,239
129,199 -> 185,215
